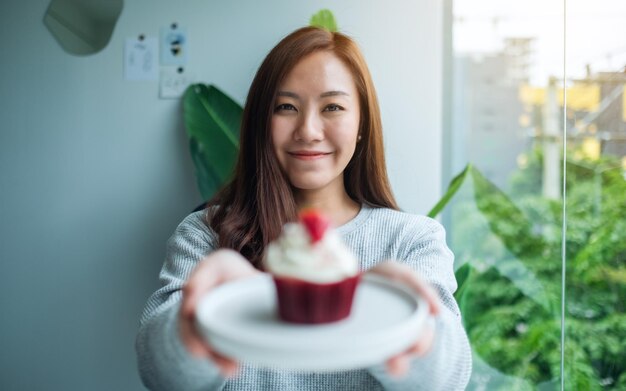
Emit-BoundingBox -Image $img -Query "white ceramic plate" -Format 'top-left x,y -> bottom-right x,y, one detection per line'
195,273 -> 428,371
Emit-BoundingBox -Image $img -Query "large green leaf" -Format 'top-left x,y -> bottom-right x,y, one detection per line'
309,9 -> 338,32
470,166 -> 547,260
189,138 -> 223,201
428,163 -> 472,218
470,166 -> 556,312
453,262 -> 474,318
454,262 -> 472,297
183,84 -> 242,200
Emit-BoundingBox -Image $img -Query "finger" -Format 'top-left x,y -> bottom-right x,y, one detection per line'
181,321 -> 240,376
410,281 -> 440,316
402,317 -> 436,357
406,330 -> 434,357
183,252 -> 262,318
179,316 -> 213,358
185,334 -> 213,358
385,355 -> 410,377
209,351 -> 240,377
225,264 -> 261,281
184,271 -> 257,318
370,261 -> 441,315
182,264 -> 219,318
406,319 -> 436,357
389,269 -> 440,315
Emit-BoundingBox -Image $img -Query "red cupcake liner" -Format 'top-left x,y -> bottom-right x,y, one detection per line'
272,274 -> 361,324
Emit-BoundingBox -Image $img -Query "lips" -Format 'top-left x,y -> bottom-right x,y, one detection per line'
288,150 -> 331,160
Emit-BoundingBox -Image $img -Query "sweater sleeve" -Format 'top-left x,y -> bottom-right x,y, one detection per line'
135,212 -> 227,391
367,217 -> 472,391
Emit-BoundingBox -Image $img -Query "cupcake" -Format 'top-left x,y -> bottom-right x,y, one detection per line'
264,209 -> 361,324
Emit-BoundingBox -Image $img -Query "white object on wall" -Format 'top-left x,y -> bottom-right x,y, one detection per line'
160,66 -> 194,99
124,35 -> 158,81
160,23 -> 188,66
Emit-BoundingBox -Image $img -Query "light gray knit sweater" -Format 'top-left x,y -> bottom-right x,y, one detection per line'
136,205 -> 472,390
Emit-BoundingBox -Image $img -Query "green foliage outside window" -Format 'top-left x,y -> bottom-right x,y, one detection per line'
452,149 -> 626,390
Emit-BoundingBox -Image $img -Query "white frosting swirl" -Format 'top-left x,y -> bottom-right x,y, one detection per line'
264,222 -> 359,283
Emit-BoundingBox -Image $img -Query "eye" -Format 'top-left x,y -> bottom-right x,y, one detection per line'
323,104 -> 344,112
275,103 -> 297,112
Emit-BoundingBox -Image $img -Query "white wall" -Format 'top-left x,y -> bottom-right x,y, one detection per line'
0,1 -> 443,389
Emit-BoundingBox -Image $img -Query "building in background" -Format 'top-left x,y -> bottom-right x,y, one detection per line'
452,38 -> 532,190
520,68 -> 626,162
456,32 -> 626,193
589,70 -> 626,158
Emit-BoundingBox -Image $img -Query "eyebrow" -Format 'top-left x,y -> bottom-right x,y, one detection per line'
321,90 -> 349,98
276,90 -> 350,99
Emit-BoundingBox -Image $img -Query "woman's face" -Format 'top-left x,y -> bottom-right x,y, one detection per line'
271,51 -> 361,194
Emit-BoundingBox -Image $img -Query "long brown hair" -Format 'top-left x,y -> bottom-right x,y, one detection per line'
207,26 -> 398,268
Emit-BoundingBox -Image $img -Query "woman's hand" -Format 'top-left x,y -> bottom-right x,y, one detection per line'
368,260 -> 441,377
179,249 -> 260,377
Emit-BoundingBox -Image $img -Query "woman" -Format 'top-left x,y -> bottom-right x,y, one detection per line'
136,27 -> 472,390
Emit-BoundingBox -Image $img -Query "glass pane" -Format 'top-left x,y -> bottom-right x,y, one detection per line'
449,1 -> 565,389
564,1 -> 626,389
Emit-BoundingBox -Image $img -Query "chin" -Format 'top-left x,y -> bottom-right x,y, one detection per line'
288,175 -> 332,191
291,181 -> 329,191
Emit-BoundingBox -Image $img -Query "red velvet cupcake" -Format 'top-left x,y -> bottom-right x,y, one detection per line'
264,209 -> 361,324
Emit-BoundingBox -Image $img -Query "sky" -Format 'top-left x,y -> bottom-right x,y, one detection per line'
453,0 -> 626,85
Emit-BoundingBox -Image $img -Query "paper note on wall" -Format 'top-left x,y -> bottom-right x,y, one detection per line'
160,24 -> 187,66
124,36 -> 158,81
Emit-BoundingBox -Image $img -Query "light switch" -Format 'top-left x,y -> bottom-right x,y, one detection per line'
159,67 -> 194,99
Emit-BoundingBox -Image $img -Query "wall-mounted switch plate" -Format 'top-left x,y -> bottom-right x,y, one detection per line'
159,67 -> 193,99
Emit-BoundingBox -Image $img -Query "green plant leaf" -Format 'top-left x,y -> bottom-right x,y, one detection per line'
183,84 -> 242,200
470,166 -> 547,260
457,151 -> 626,387
468,166 -> 556,313
455,262 -> 472,294
428,163 -> 472,218
454,262 -> 474,318
189,138 -> 223,201
309,9 -> 338,32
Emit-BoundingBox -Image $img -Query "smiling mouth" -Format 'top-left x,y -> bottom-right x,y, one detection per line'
288,151 -> 331,160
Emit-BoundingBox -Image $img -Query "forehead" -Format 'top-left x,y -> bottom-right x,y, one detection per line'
279,51 -> 357,93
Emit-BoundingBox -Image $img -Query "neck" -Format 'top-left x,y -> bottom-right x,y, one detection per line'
294,186 -> 360,227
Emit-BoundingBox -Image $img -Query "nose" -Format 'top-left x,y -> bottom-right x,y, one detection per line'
294,110 -> 324,142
